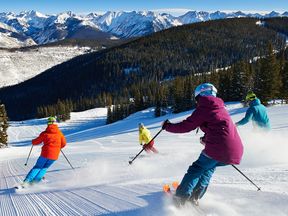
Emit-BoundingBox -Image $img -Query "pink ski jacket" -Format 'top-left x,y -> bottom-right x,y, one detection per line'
165,96 -> 243,164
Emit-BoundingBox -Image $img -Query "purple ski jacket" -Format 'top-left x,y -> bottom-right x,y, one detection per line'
165,96 -> 243,164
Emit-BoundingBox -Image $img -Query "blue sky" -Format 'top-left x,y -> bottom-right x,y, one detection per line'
1,0 -> 287,15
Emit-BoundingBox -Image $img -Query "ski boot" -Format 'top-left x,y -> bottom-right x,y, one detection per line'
188,196 -> 199,206
172,195 -> 188,208
15,181 -> 30,189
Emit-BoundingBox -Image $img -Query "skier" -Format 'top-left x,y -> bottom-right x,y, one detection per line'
20,116 -> 66,187
236,91 -> 271,131
139,123 -> 158,153
162,83 -> 243,206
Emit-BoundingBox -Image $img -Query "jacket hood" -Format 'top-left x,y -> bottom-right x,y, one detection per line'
139,126 -> 147,132
45,124 -> 60,133
198,96 -> 224,109
250,98 -> 261,106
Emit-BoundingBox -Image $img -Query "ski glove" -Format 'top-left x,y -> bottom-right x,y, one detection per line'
162,119 -> 171,130
200,136 -> 206,145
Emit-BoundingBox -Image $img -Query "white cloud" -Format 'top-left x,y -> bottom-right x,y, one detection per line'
220,10 -> 270,14
60,9 -> 288,17
148,8 -> 287,16
150,8 -> 192,16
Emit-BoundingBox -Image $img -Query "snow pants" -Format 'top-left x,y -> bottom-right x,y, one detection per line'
144,140 -> 158,153
176,152 -> 227,199
24,156 -> 55,183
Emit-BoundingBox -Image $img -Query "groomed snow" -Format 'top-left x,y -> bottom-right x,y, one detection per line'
1,103 -> 288,215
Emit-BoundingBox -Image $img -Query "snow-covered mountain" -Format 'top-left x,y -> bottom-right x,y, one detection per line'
178,11 -> 210,24
0,10 -> 287,47
0,22 -> 36,47
2,103 -> 288,215
0,46 -> 94,87
266,11 -> 282,18
0,11 -> 116,47
101,11 -> 181,38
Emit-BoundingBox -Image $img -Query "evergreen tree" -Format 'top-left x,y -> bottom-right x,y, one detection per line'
154,100 -> 162,117
133,88 -> 144,112
56,99 -> 71,122
281,61 -> 288,103
172,77 -> 185,113
154,84 -> 169,117
218,70 -> 232,101
106,106 -> 113,124
0,104 -> 8,148
183,77 -> 194,110
255,43 -> 281,104
230,61 -> 249,101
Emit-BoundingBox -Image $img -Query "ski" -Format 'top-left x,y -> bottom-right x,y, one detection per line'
163,181 -> 206,215
14,183 -> 29,190
163,181 -> 179,194
14,179 -> 47,190
14,185 -> 23,190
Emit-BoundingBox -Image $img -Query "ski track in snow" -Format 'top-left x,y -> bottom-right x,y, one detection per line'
1,104 -> 288,215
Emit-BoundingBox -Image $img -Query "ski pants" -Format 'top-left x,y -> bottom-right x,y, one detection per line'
144,140 -> 158,153
24,156 -> 55,183
176,152 -> 227,199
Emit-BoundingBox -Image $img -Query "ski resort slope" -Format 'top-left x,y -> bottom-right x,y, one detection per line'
1,103 -> 288,216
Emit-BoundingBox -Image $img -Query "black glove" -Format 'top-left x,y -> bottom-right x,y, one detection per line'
200,136 -> 206,145
162,119 -> 171,130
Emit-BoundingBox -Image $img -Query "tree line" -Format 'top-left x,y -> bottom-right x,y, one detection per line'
107,43 -> 288,123
1,41 -> 286,148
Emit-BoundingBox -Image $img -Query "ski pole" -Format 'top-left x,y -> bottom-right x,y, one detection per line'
231,165 -> 261,191
129,128 -> 163,165
24,145 -> 33,166
61,149 -> 75,170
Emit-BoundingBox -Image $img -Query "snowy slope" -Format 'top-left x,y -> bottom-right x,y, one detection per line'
1,103 -> 288,215
0,46 -> 94,87
0,32 -> 35,48
0,22 -> 36,48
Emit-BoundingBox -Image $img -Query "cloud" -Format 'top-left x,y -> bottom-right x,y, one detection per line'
149,8 -> 286,16
151,8 -> 191,16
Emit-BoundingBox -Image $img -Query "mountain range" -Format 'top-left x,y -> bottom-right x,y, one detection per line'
1,17 -> 287,120
0,10 -> 287,48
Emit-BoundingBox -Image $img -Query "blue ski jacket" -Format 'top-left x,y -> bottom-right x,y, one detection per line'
236,98 -> 271,130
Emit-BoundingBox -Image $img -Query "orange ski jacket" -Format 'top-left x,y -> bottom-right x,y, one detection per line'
32,124 -> 66,160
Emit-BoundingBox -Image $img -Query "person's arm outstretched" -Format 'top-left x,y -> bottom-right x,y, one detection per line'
32,132 -> 45,145
61,133 -> 67,148
236,107 -> 254,126
165,109 -> 203,133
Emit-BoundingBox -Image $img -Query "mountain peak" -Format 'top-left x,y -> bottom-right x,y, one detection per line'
0,10 -> 286,46
268,11 -> 281,17
18,10 -> 47,18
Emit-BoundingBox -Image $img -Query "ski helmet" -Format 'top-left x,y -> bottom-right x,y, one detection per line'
139,122 -> 144,128
194,83 -> 217,98
47,116 -> 57,125
245,91 -> 257,101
